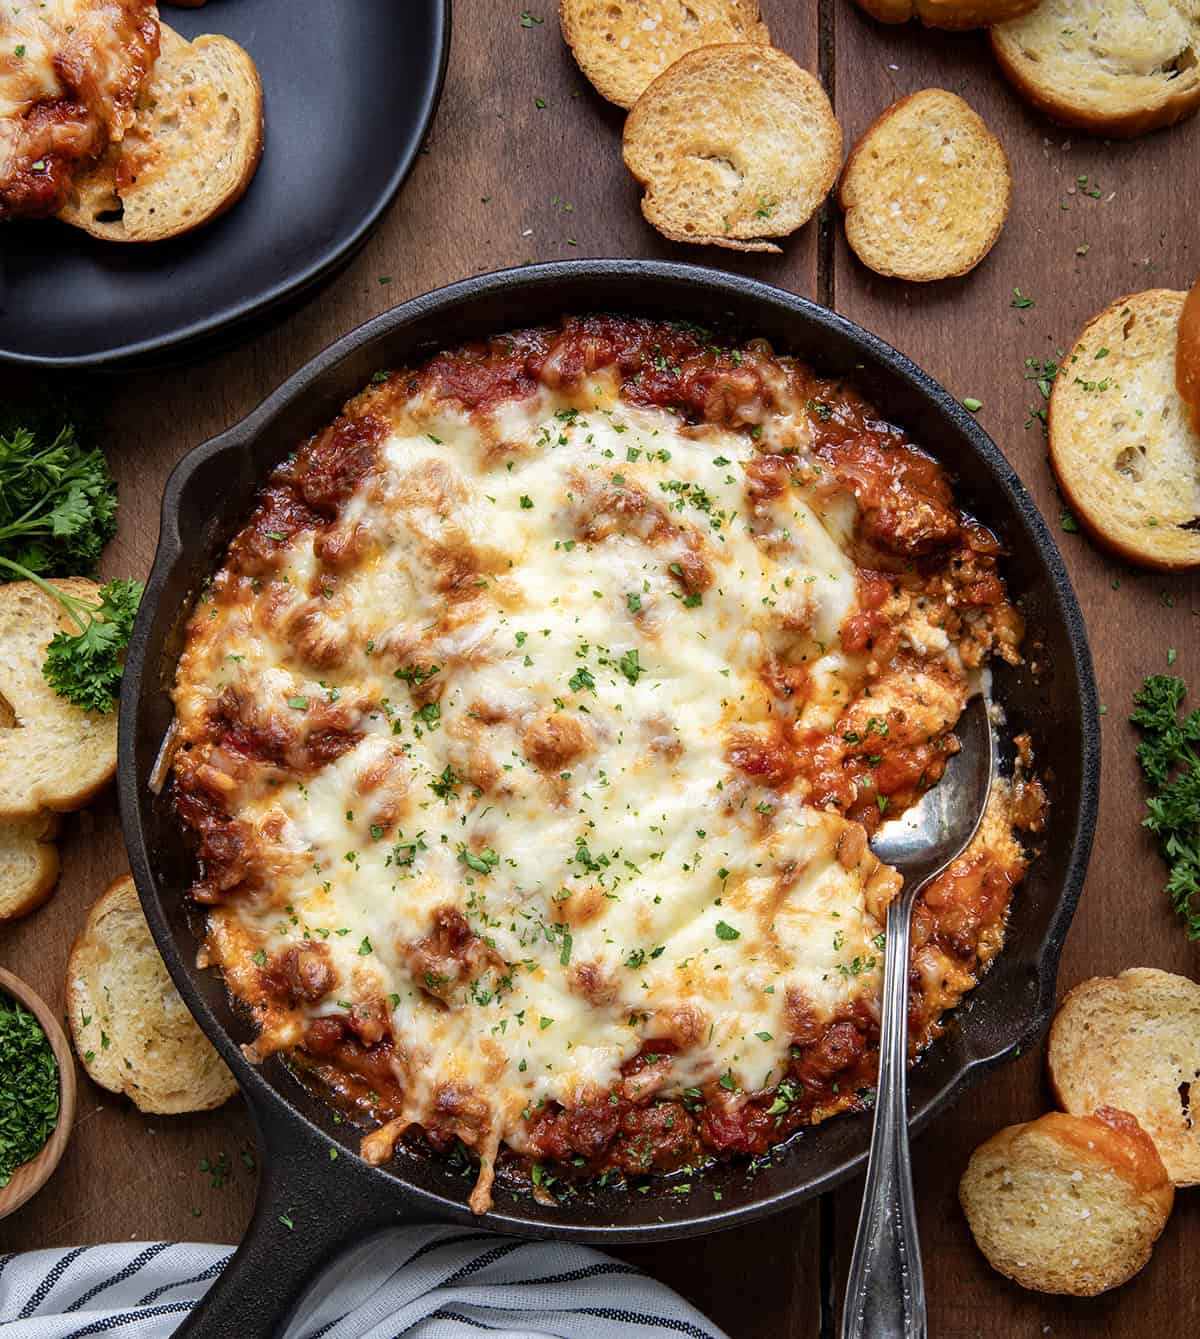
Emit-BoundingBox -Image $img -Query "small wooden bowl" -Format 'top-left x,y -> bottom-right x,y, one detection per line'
0,967 -> 76,1218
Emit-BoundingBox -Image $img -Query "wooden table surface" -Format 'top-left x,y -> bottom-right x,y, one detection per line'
2,3 -> 1198,1335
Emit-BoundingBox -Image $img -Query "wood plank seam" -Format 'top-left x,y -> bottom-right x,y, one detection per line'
817,0 -> 838,311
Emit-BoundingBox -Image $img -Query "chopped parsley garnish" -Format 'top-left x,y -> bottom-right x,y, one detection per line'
1010,288 -> 1035,309
287,696 -> 308,710
568,666 -> 596,694
430,765 -> 461,801
395,663 -> 440,686
765,1080 -> 800,1116
714,920 -> 740,941
1131,675 -> 1200,938
837,955 -> 877,977
358,937 -> 373,956
573,838 -> 608,872
519,495 -> 534,509
1023,355 -> 1061,434
389,832 -> 426,867
414,702 -> 441,727
458,845 -> 499,876
626,591 -> 642,614
618,648 -> 643,685
0,994 -> 59,1187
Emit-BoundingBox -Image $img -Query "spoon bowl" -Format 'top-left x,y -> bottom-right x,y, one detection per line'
871,694 -> 996,886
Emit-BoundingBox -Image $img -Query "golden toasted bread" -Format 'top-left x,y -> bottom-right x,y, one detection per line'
839,89 -> 1010,282
854,0 -> 1039,27
991,0 -> 1200,139
58,23 -> 263,243
623,44 -> 841,253
0,578 -> 119,820
67,874 -> 238,1114
960,1108 -> 1175,1296
1049,289 -> 1200,571
0,812 -> 60,923
1178,276 -> 1200,436
1049,969 -> 1200,1187
560,0 -> 770,110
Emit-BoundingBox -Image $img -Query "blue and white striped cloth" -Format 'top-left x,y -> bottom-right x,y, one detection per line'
0,1225 -> 729,1338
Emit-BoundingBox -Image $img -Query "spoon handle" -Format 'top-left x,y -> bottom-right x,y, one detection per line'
841,892 -> 927,1339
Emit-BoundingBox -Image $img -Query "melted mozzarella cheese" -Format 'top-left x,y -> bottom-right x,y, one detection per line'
178,383 -> 920,1160
1,0 -> 149,185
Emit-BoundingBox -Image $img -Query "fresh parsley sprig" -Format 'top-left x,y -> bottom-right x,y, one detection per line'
0,424 -> 118,576
0,560 -> 143,713
1131,674 -> 1200,939
0,422 -> 141,712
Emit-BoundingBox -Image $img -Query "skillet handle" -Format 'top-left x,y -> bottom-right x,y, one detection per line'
172,1106 -> 413,1338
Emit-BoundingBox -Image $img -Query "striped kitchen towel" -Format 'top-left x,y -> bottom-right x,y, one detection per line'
0,1224 -> 730,1337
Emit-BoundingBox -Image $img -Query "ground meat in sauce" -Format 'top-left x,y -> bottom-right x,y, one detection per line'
173,316 -> 1040,1205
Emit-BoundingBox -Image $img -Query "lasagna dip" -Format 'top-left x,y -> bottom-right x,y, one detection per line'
0,0 -> 157,219
173,317 -> 1044,1213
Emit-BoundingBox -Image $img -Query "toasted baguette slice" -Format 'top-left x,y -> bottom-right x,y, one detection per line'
1049,289 -> 1200,571
839,89 -> 1010,282
58,23 -> 263,243
854,0 -> 1039,28
960,1108 -> 1175,1296
0,579 -> 119,820
560,0 -> 770,110
1178,276 -> 1200,436
67,874 -> 238,1114
991,1 -> 1200,139
1048,969 -> 1200,1187
623,45 -> 840,253
0,812 -> 60,923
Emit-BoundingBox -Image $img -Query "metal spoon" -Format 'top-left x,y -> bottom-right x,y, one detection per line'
842,694 -> 995,1339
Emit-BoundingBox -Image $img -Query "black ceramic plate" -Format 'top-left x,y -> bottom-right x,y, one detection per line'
0,0 -> 450,369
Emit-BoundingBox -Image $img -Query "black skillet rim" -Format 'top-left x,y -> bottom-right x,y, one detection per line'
118,258 -> 1101,1243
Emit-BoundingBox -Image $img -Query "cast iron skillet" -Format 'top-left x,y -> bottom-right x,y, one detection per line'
118,260 -> 1100,1338
0,0 -> 450,369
